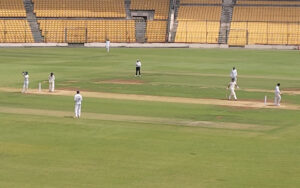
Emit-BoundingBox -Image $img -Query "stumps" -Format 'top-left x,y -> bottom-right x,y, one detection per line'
38,82 -> 42,92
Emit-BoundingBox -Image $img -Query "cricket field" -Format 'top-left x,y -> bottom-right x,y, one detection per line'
0,48 -> 299,187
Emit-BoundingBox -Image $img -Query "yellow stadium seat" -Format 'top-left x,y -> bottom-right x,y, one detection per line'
229,5 -> 300,45
146,21 -> 167,42
0,0 -> 26,17
175,5 -> 221,43
130,0 -> 170,20
180,0 -> 222,4
33,0 -> 126,18
0,20 -> 34,43
39,20 -> 136,43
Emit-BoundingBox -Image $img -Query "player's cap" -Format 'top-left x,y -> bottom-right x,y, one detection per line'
77,90 -> 80,94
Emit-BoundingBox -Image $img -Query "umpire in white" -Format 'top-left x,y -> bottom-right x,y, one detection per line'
135,59 -> 142,77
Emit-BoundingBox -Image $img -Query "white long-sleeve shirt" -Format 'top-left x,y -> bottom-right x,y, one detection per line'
275,86 -> 281,95
136,61 -> 141,67
231,69 -> 237,78
49,75 -> 55,83
24,74 -> 29,82
229,81 -> 237,90
106,40 -> 110,48
74,94 -> 83,105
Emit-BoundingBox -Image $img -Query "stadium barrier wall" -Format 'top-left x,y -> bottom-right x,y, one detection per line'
84,43 -> 229,48
245,45 -> 299,50
0,43 -> 298,50
85,43 -> 299,49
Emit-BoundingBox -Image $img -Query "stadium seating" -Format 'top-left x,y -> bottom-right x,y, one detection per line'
175,6 -> 221,43
32,0 -> 126,18
175,21 -> 220,43
229,4 -> 300,45
180,0 -> 222,4
236,0 -> 300,5
146,21 -> 167,42
1,0 -> 299,45
177,6 -> 222,21
38,20 -> 136,43
0,0 -> 26,17
229,22 -> 300,45
0,20 -> 34,43
130,0 -> 170,20
232,6 -> 300,22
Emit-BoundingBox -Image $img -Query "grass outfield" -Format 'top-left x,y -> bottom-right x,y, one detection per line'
0,48 -> 299,187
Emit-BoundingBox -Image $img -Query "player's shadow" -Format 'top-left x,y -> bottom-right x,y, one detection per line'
266,104 -> 280,107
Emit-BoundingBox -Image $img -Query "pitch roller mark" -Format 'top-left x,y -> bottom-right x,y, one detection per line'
0,106 -> 275,131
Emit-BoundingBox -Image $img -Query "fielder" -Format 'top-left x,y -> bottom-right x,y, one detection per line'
22,71 -> 29,93
274,83 -> 281,106
135,59 -> 142,77
74,91 -> 83,118
230,67 -> 238,82
48,72 -> 55,92
227,78 -> 239,100
105,39 -> 110,53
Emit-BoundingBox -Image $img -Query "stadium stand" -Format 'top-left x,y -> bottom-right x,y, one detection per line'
32,0 -> 126,18
130,0 -> 170,42
175,21 -> 220,43
236,0 -> 300,5
38,20 -> 135,43
0,0 -> 300,45
0,0 -> 26,17
232,7 -> 300,22
177,6 -> 222,21
130,0 -> 170,20
229,21 -> 300,45
146,21 -> 167,42
0,20 -> 34,43
229,1 -> 300,46
175,6 -> 221,43
180,0 -> 222,5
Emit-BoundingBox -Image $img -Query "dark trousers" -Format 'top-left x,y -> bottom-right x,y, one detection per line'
136,67 -> 141,75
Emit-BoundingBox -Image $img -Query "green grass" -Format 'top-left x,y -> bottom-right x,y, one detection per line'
0,48 -> 299,187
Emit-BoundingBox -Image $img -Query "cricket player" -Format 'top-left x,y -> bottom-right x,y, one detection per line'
227,78 -> 239,100
48,72 -> 55,92
135,59 -> 141,77
74,91 -> 83,118
22,71 -> 29,93
105,39 -> 110,53
230,67 -> 238,82
274,83 -> 281,106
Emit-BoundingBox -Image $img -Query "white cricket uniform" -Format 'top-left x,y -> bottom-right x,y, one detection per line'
48,75 -> 55,92
74,94 -> 83,118
231,69 -> 238,82
136,61 -> 141,68
106,40 -> 110,52
274,86 -> 281,106
135,61 -> 141,76
228,81 -> 237,100
22,74 -> 29,93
